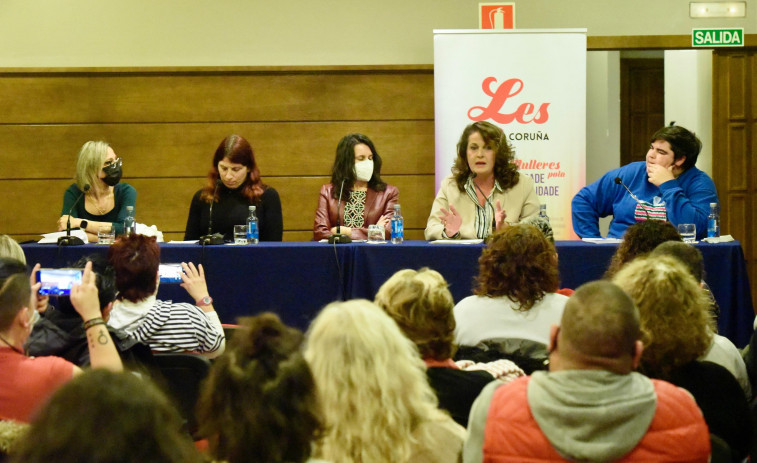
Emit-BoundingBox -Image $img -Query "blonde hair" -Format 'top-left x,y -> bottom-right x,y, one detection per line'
304,300 -> 446,463
612,256 -> 714,378
75,141 -> 110,191
0,235 -> 25,264
374,268 -> 456,360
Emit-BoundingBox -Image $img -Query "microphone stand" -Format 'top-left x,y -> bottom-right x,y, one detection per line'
199,179 -> 225,245
58,185 -> 90,246
328,179 -> 352,244
615,177 -> 651,220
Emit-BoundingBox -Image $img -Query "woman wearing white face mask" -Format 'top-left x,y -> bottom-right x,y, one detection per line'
313,134 -> 399,241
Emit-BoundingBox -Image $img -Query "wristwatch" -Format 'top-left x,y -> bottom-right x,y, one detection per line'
79,220 -> 89,230
196,296 -> 213,307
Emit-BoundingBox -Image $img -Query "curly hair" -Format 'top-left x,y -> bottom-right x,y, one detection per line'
374,268 -> 456,361
329,133 -> 387,200
200,134 -> 267,204
304,300 -> 447,463
474,224 -> 559,310
197,313 -> 322,463
604,220 -> 681,278
452,121 -> 520,192
612,256 -> 714,379
11,369 -> 201,463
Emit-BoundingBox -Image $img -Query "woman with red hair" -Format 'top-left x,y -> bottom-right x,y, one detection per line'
184,135 -> 283,241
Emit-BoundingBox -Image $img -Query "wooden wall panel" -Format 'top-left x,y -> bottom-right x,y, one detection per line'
727,55 -> 746,119
0,121 -> 434,180
0,70 -> 433,124
0,66 -> 436,244
727,124 -> 747,190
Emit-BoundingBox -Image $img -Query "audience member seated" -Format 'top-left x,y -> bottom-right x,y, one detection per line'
650,241 -> 747,397
106,235 -> 225,358
613,256 -> 752,461
57,141 -> 137,241
375,268 -> 524,427
9,369 -> 201,463
0,259 -> 122,423
603,219 -> 681,278
0,236 -> 47,321
184,134 -> 282,242
454,224 -> 568,349
464,281 -> 710,463
425,121 -> 539,240
313,133 -> 399,241
25,255 -> 153,369
304,300 -> 465,463
572,123 -> 718,240
196,313 -> 327,463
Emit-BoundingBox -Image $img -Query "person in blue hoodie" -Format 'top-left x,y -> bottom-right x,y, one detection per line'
571,124 -> 718,240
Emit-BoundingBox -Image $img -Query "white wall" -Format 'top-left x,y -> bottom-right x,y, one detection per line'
0,0 -> 753,67
664,50 -> 714,176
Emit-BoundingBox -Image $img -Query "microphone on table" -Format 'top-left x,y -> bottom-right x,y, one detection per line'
199,179 -> 225,245
58,184 -> 90,246
328,178 -> 352,244
472,173 -> 497,235
615,177 -> 650,220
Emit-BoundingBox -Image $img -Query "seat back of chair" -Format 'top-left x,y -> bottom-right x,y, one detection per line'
152,353 -> 211,437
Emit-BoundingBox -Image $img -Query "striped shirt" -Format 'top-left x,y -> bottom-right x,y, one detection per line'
464,176 -> 504,239
108,297 -> 225,357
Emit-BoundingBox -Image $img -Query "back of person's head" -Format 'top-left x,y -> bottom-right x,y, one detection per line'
0,236 -> 26,264
56,254 -> 117,315
556,281 -> 640,374
10,369 -> 201,463
605,220 -> 681,278
612,256 -> 713,378
651,124 -> 702,170
304,299 -> 443,463
107,234 -> 160,302
0,259 -> 31,332
475,224 -> 559,310
374,268 -> 455,361
197,313 -> 321,463
650,241 -> 704,282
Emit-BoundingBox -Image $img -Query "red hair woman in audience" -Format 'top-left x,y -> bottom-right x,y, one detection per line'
105,234 -> 225,358
197,313 -> 326,463
184,134 -> 282,241
453,224 -> 568,349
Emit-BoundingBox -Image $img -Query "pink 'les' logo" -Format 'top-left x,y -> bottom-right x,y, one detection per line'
468,77 -> 550,124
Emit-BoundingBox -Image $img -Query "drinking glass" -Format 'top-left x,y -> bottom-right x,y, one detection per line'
97,226 -> 115,245
233,225 -> 248,244
677,223 -> 696,243
367,224 -> 385,243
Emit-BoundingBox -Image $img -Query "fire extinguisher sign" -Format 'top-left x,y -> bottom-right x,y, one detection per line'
479,3 -> 515,29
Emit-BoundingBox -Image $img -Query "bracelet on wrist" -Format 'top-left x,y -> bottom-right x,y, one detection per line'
83,317 -> 106,330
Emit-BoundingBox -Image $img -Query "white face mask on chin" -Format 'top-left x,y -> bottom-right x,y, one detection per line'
354,159 -> 374,183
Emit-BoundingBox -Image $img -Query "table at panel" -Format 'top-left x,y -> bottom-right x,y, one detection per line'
22,242 -> 353,332
349,240 -> 754,347
22,240 -> 754,346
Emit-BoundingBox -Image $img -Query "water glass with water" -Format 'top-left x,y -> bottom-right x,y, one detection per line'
234,225 -> 248,244
367,224 -> 385,243
677,223 -> 696,243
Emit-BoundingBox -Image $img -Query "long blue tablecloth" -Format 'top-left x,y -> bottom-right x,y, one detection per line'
22,240 -> 755,346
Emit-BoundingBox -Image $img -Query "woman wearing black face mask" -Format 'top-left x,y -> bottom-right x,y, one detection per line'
58,141 -> 137,242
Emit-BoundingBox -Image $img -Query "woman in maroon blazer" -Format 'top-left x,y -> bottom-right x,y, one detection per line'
313,134 -> 399,241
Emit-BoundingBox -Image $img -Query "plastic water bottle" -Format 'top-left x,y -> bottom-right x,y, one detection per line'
247,205 -> 259,244
391,204 -> 404,244
707,202 -> 720,238
123,206 -> 136,235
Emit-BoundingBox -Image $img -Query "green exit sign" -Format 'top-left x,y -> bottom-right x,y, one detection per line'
692,28 -> 744,47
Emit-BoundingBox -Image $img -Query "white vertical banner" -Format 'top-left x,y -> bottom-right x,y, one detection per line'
434,29 -> 586,240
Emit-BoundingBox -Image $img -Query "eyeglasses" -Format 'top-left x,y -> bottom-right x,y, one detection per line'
103,158 -> 122,169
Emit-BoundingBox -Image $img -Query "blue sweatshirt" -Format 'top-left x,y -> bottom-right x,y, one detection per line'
571,161 -> 718,239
